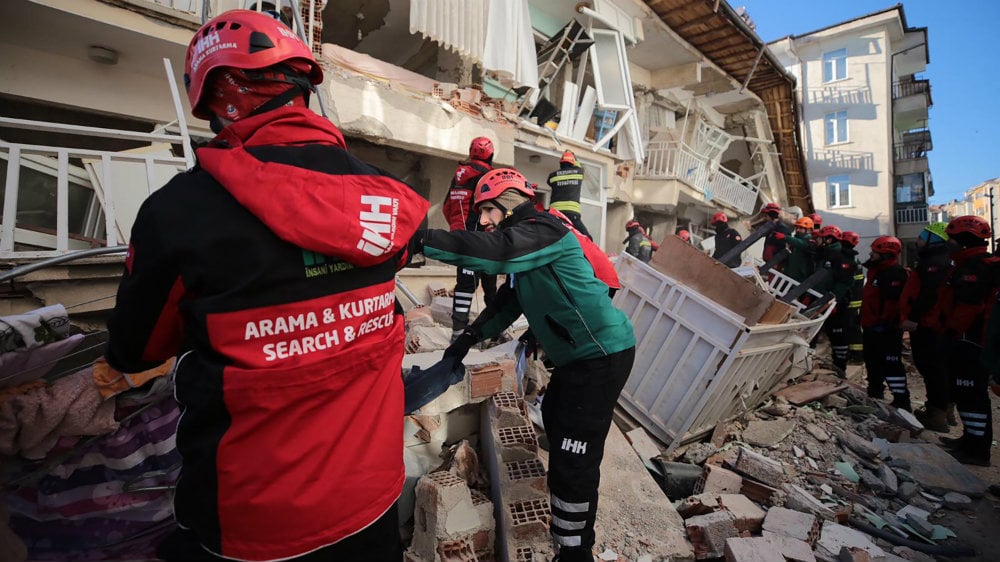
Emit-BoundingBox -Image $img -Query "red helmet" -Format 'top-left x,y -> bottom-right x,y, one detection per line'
870,236 -> 901,255
711,212 -> 728,225
946,215 -> 991,239
841,230 -> 860,247
184,10 -> 323,119
762,202 -> 782,216
626,220 -> 641,230
560,150 -> 577,165
678,230 -> 691,242
808,213 -> 823,226
794,217 -> 814,230
474,168 -> 534,209
818,225 -> 842,240
469,137 -> 495,161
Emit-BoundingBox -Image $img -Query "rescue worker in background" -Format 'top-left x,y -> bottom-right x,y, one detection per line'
547,150 -> 592,238
899,223 -> 954,431
760,202 -> 790,267
624,220 -> 654,263
840,231 -> 865,364
809,213 -> 824,239
106,10 -> 429,561
861,236 -> 910,410
443,136 -> 498,341
813,226 -> 854,357
678,229 -> 692,244
936,215 -> 999,467
413,168 -> 635,562
710,212 -> 743,268
775,216 -> 815,283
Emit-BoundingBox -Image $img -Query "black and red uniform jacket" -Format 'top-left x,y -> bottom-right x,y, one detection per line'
936,246 -> 1000,342
106,107 -> 429,562
899,243 -> 951,328
442,159 -> 492,231
861,257 -> 908,328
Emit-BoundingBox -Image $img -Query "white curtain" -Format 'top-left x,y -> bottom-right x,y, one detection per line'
409,0 -> 487,61
410,0 -> 537,90
482,0 -> 538,89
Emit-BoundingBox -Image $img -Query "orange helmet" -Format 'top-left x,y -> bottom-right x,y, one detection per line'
762,202 -> 782,216
184,10 -> 322,120
678,230 -> 691,242
841,231 -> 860,247
711,212 -> 728,225
469,137 -> 495,161
946,215 -> 991,240
818,225 -> 842,240
808,213 -> 823,226
870,236 -> 901,255
473,168 -> 534,210
560,150 -> 577,165
794,217 -> 814,230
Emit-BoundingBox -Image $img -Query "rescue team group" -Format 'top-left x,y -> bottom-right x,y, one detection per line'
103,9 -> 1000,562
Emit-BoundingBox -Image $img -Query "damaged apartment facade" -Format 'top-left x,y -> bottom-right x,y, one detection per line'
0,0 -> 809,280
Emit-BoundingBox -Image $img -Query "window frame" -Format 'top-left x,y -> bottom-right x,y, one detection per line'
824,110 -> 849,145
822,48 -> 848,83
826,174 -> 852,208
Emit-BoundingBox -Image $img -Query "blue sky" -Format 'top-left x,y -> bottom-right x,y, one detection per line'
743,0 -> 999,203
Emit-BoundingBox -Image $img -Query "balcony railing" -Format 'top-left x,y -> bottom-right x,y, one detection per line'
895,206 -> 929,224
636,142 -> 760,214
892,79 -> 931,101
893,140 -> 931,161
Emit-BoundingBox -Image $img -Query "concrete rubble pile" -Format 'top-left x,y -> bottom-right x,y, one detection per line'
627,368 -> 989,562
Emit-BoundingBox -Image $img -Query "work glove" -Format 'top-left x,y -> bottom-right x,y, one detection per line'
444,329 -> 479,363
407,229 -> 426,258
518,328 -> 539,360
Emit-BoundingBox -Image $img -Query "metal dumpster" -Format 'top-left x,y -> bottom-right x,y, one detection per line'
613,250 -> 832,453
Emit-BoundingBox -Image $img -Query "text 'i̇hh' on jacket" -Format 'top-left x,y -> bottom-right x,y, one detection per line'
106,107 -> 430,562
422,204 -> 634,367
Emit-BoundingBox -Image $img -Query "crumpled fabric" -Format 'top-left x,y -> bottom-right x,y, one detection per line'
0,367 -> 118,459
91,357 -> 174,399
0,304 -> 71,353
0,334 -> 85,390
404,356 -> 465,414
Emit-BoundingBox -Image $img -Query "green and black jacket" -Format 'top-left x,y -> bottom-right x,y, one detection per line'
423,203 -> 634,367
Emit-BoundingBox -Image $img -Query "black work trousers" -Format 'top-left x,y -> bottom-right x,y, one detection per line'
847,305 -> 863,362
451,267 -> 496,337
157,501 -> 402,561
542,347 -> 634,558
863,326 -> 910,410
945,338 -> 993,459
911,326 -> 950,410
825,306 -> 850,371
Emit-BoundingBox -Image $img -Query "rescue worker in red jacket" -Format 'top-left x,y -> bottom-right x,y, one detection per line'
546,150 -> 592,238
861,236 -> 910,410
443,137 -> 498,340
899,223 -> 953,431
710,212 -> 743,268
809,212 -> 823,239
840,231 -> 865,363
936,216 -> 1000,466
106,11 -> 429,561
760,202 -> 790,265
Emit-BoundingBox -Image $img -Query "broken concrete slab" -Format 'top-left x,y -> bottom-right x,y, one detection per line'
718,494 -> 765,533
878,464 -> 898,496
595,423 -> 694,561
836,432 -> 881,460
625,427 -> 663,468
724,535 -> 816,562
762,506 -> 818,545
696,464 -> 743,495
886,442 -> 988,497
804,423 -> 831,442
817,522 -> 885,560
773,381 -> 849,406
942,491 -> 972,510
742,419 -> 797,449
782,484 -> 835,520
683,442 -> 719,465
731,447 -> 786,487
896,482 -> 919,501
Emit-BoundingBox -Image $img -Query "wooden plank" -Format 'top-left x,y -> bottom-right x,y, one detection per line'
772,381 -> 848,406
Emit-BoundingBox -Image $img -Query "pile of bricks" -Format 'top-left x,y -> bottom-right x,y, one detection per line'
406,471 -> 495,562
431,83 -> 516,124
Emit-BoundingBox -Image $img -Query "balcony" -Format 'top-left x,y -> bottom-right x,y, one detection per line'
893,140 -> 931,162
636,142 -> 760,214
895,206 -> 929,224
892,79 -> 931,131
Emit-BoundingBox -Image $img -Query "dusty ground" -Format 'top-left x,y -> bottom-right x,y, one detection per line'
879,335 -> 1000,560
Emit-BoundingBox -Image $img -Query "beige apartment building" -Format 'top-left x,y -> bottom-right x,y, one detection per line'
770,5 -> 931,263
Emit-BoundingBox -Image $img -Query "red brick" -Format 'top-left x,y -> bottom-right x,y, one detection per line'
718,494 -> 765,534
